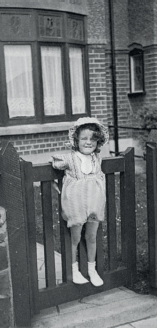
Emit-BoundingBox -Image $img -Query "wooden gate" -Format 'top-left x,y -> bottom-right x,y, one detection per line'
0,142 -> 136,327
146,142 -> 157,295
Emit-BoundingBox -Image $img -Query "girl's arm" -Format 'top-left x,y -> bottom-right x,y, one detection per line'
50,153 -> 69,170
49,153 -> 69,194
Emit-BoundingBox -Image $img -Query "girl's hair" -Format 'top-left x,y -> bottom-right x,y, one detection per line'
72,123 -> 105,153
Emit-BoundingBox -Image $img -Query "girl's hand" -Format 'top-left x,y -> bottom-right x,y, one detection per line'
52,180 -> 61,194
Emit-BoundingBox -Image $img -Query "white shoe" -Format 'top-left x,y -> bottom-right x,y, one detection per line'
88,269 -> 104,287
88,262 -> 104,287
72,262 -> 89,284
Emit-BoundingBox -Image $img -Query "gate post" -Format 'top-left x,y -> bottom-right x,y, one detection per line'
146,142 -> 157,294
121,147 -> 136,286
0,141 -> 31,327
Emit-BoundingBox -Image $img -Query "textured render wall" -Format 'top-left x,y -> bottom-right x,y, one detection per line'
87,0 -> 106,44
104,0 -> 129,49
128,0 -> 154,46
0,208 -> 14,328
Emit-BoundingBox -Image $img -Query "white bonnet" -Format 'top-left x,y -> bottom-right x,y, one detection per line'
68,117 -> 109,147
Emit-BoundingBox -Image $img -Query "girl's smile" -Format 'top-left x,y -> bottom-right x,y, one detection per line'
78,129 -> 97,155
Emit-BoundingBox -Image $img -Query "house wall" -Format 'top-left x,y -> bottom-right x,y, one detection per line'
126,0 -> 157,154
0,0 -> 157,156
128,0 -> 154,46
0,0 -> 110,157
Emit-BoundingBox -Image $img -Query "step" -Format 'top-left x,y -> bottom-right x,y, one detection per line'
32,287 -> 157,328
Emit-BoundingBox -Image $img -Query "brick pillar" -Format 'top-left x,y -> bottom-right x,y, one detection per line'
0,207 -> 14,328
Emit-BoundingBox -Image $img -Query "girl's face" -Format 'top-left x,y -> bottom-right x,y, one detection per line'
78,129 -> 97,155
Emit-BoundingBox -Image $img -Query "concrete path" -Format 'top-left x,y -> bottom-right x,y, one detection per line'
31,287 -> 157,328
35,243 -> 157,328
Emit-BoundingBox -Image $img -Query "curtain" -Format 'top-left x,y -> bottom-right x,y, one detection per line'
69,47 -> 85,114
41,46 -> 65,116
4,45 -> 34,118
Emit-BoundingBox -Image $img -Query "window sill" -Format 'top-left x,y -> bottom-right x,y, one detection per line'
128,91 -> 146,97
0,122 -> 74,136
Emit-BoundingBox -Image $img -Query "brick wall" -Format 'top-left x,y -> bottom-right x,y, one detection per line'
0,131 -> 69,156
0,45 -> 110,157
106,49 -> 132,139
88,45 -> 108,127
129,46 -> 157,120
0,207 -> 14,328
128,45 -> 157,143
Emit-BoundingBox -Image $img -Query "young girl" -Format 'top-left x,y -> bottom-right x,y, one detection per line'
50,117 -> 109,287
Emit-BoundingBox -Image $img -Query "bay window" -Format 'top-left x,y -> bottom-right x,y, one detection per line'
4,45 -> 34,118
41,46 -> 65,116
0,9 -> 89,126
69,47 -> 86,114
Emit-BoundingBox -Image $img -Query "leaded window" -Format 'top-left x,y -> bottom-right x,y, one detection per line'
0,9 -> 89,126
129,47 -> 145,94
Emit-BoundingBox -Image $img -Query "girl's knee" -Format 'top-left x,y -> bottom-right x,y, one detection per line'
85,231 -> 97,244
70,225 -> 82,246
71,234 -> 81,245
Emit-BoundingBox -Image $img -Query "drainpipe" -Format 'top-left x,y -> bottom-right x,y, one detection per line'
108,0 -> 119,155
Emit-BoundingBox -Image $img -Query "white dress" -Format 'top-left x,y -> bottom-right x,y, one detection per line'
51,151 -> 106,227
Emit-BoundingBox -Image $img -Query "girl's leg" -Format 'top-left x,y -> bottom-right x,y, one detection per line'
70,225 -> 88,284
85,221 -> 99,262
85,221 -> 104,287
70,225 -> 82,263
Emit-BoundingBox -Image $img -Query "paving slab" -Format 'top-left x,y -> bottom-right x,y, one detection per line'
37,243 -> 62,288
131,316 -> 157,328
31,287 -> 157,328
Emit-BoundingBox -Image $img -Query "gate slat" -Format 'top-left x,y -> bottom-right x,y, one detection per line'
23,161 -> 40,315
79,227 -> 88,278
146,143 -> 157,289
102,156 -> 124,173
41,181 -> 56,288
58,179 -> 72,282
96,222 -> 104,278
106,173 -> 117,270
120,171 -> 127,265
32,164 -> 64,182
120,148 -> 136,285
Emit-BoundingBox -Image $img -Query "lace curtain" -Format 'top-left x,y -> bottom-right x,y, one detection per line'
41,46 -> 65,116
69,47 -> 85,114
4,45 -> 34,118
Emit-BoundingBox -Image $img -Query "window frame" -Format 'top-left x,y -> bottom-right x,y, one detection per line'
129,46 -> 145,96
0,9 -> 90,126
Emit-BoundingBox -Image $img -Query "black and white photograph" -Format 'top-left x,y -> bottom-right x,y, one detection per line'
1,1 -> 157,327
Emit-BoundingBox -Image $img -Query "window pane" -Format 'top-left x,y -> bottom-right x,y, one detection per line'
41,46 -> 65,116
69,47 -> 85,114
4,45 -> 35,118
131,54 -> 143,92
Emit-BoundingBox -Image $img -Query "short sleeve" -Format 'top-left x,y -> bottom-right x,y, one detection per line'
96,152 -> 102,165
50,154 -> 69,170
